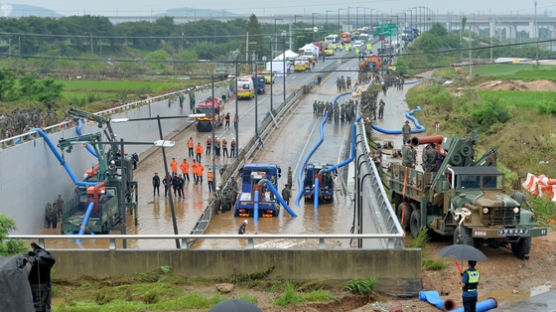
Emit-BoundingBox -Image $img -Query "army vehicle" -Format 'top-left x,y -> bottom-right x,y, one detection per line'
389,135 -> 547,259
58,108 -> 138,234
234,164 -> 282,218
303,163 -> 335,203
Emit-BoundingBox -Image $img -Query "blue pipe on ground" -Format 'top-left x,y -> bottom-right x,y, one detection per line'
370,106 -> 426,134
326,117 -> 361,173
31,128 -> 98,187
76,201 -> 95,243
450,298 -> 498,312
314,177 -> 320,210
76,119 -> 98,158
265,180 -> 297,217
253,190 -> 259,225
419,291 -> 456,311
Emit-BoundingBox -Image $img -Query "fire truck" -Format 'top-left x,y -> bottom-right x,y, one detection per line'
195,97 -> 223,132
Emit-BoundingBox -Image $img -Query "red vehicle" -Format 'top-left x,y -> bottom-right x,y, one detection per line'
341,32 -> 351,43
195,97 -> 223,132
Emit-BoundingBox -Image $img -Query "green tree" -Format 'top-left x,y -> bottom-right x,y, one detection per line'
0,70 -> 16,101
461,17 -> 467,33
240,14 -> 267,64
35,78 -> 63,106
145,49 -> 170,72
0,214 -> 27,256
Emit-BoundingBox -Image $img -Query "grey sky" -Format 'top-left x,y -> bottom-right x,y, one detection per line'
1,0 -> 551,16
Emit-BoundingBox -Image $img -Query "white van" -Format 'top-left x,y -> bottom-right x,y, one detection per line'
325,34 -> 339,43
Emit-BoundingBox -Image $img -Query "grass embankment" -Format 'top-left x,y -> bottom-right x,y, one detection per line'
51,266 -> 354,311
406,79 -> 556,227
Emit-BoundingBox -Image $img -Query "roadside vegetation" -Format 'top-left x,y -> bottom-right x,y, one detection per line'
0,214 -> 27,256
407,228 -> 449,271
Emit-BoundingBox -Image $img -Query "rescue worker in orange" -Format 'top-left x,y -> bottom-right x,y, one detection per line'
197,162 -> 204,184
224,112 -> 231,128
180,159 -> 190,182
187,137 -> 194,157
195,142 -> 203,162
230,138 -> 237,158
205,136 -> 212,155
191,160 -> 198,184
233,115 -> 238,131
222,137 -> 229,158
207,169 -> 215,192
170,158 -> 178,174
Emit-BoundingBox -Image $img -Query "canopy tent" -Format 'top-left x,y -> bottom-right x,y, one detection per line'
274,49 -> 298,61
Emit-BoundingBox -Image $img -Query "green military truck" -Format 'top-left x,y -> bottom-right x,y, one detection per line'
389,135 -> 547,259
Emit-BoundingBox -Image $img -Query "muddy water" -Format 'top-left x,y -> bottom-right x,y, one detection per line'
36,56 -> 347,249
195,59 -> 374,249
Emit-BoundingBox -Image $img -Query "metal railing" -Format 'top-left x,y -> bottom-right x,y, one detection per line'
354,103 -> 405,249
8,233 -> 404,250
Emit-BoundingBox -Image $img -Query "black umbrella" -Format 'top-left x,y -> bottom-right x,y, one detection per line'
209,299 -> 262,312
437,244 -> 488,261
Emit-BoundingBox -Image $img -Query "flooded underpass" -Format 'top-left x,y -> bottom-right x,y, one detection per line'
196,58 -> 383,249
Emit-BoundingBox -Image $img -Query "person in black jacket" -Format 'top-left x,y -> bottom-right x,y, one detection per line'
163,174 -> 172,197
172,173 -> 180,197
152,172 -> 160,196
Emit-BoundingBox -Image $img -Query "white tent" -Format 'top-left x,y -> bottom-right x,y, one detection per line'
266,61 -> 292,74
274,50 -> 299,61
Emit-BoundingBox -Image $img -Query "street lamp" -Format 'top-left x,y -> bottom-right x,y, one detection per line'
312,13 -> 319,41
282,30 -> 287,108
326,10 -> 334,31
338,8 -> 344,32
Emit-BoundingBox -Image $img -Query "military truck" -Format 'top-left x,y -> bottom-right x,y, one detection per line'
389,135 -> 547,259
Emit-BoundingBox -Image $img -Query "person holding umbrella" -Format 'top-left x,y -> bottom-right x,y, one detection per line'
461,260 -> 480,312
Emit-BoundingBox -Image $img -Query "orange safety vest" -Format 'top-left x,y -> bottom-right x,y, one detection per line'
170,160 -> 178,172
198,164 -> 204,176
207,172 -> 213,182
225,114 -> 230,122
233,115 -> 238,123
231,140 -> 236,149
222,140 -> 227,149
195,144 -> 203,154
215,139 -> 220,147
187,140 -> 194,148
206,138 -> 212,147
191,162 -> 198,175
180,161 -> 189,174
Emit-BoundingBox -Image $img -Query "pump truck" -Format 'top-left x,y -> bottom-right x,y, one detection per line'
303,163 -> 336,203
234,164 -> 282,218
388,134 -> 547,259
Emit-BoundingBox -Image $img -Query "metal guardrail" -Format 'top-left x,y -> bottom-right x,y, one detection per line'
0,80 -> 226,149
355,118 -> 405,248
188,57 -> 347,243
9,233 -> 404,250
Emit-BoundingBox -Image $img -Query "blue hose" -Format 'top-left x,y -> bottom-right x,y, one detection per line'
76,119 -> 98,158
31,128 -> 98,187
326,117 -> 361,173
450,298 -> 498,312
265,180 -> 297,217
314,177 -> 319,210
419,291 -> 455,310
76,201 -> 95,243
370,106 -> 426,134
253,190 -> 259,225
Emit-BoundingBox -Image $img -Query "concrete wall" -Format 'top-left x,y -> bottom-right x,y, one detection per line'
0,86 -> 228,234
51,248 -> 422,295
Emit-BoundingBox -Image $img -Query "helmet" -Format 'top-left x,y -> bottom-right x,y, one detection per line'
216,187 -> 220,191
244,219 -> 248,224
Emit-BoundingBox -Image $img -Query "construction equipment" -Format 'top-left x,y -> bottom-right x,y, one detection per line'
57,109 -> 138,234
195,97 -> 223,132
388,135 -> 547,259
303,163 -> 336,203
234,164 -> 282,218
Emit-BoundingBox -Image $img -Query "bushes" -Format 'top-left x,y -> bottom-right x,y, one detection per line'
0,214 -> 27,256
471,97 -> 511,132
344,277 -> 377,295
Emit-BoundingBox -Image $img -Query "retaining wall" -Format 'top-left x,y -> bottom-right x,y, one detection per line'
51,248 -> 422,295
0,85 -> 228,234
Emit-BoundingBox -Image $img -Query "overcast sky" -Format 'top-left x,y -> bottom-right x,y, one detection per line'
2,0 -> 552,16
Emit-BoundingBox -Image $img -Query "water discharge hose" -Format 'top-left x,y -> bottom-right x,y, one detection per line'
76,201 -> 95,242
30,128 -> 98,187
76,119 -> 99,158
314,177 -> 320,210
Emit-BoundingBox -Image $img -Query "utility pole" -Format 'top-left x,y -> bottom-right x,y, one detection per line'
235,62 -> 239,156
211,76 -> 216,190
282,31 -> 286,108
246,32 -> 249,64
90,33 -> 93,54
119,139 -> 127,248
270,38 -> 273,113
469,37 -> 473,78
535,0 -> 539,62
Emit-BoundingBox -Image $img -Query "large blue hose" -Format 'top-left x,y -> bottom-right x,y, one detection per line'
326,117 -> 361,173
76,201 -> 95,242
76,119 -> 98,158
265,180 -> 297,217
253,190 -> 259,225
295,112 -> 328,208
450,298 -> 497,312
419,291 -> 455,310
370,106 -> 426,134
31,128 -> 98,187
314,178 -> 320,210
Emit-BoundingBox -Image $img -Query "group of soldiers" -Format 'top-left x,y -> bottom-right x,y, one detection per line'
44,195 -> 64,229
214,179 -> 239,214
336,76 -> 352,92
1,108 -> 59,139
313,100 -> 333,116
359,86 -> 382,123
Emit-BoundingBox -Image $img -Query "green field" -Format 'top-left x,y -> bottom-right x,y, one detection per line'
60,80 -> 186,92
478,90 -> 556,110
474,64 -> 556,81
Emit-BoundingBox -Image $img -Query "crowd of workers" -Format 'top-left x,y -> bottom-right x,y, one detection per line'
0,108 -> 59,139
